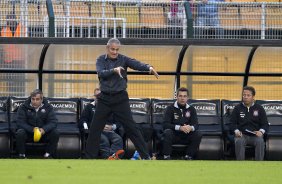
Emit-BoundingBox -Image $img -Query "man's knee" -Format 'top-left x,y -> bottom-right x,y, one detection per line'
235,137 -> 245,145
15,129 -> 27,139
255,137 -> 265,146
100,135 -> 110,147
163,129 -> 174,139
48,129 -> 60,142
193,131 -> 202,140
113,135 -> 123,146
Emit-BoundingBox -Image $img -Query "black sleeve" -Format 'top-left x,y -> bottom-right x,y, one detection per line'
230,106 -> 239,132
189,107 -> 199,130
96,55 -> 115,79
42,106 -> 58,133
124,55 -> 150,71
259,106 -> 269,133
16,105 -> 33,133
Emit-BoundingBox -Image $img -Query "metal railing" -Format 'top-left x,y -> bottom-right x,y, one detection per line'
55,16 -> 126,38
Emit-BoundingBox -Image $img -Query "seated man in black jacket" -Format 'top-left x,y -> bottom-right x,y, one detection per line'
80,88 -> 124,159
162,87 -> 202,160
15,89 -> 59,158
230,86 -> 269,160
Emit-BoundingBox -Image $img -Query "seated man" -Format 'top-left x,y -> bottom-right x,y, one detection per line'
80,87 -> 124,159
15,89 -> 59,158
162,87 -> 202,160
231,86 -> 269,161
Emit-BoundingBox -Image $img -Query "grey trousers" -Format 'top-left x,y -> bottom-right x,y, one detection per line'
234,134 -> 265,161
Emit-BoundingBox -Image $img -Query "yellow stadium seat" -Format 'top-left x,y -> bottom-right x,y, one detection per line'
91,2 -> 114,18
52,2 -> 65,16
266,6 -> 282,29
52,2 -> 65,27
140,6 -> 167,28
70,2 -> 90,26
0,2 -> 13,27
14,3 -> 22,17
219,7 -> 241,30
27,4 -> 43,24
70,2 -> 89,17
90,2 -> 115,28
142,0 -> 170,2
256,0 -> 279,2
240,7 -> 262,30
39,2 -> 47,19
230,0 -> 255,2
115,6 -> 140,28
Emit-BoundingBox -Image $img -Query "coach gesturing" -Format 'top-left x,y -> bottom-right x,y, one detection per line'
85,38 -> 159,159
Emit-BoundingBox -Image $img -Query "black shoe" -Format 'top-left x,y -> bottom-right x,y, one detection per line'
184,155 -> 193,160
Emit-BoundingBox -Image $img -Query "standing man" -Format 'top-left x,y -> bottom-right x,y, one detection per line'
85,38 -> 159,159
16,89 -> 59,158
230,86 -> 269,161
162,87 -> 202,160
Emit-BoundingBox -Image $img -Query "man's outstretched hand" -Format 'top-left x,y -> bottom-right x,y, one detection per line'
149,67 -> 159,79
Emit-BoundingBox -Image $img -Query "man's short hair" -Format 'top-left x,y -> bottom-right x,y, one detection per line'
243,86 -> 256,96
176,87 -> 189,96
30,89 -> 43,98
107,38 -> 121,46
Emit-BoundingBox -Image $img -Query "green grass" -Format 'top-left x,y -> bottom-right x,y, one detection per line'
0,160 -> 281,184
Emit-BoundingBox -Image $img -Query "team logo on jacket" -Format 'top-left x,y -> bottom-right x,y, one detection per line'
185,111 -> 191,118
253,110 -> 258,117
174,113 -> 179,119
41,109 -> 46,113
240,112 -> 245,118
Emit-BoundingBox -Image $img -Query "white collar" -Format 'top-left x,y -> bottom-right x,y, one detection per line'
173,101 -> 190,109
30,103 -> 44,112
